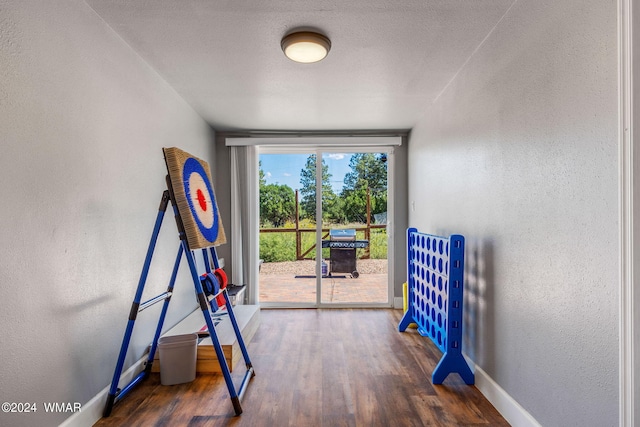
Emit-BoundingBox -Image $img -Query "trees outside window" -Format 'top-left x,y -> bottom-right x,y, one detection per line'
258,160 -> 295,227
299,154 -> 340,222
340,153 -> 387,223
259,153 -> 387,227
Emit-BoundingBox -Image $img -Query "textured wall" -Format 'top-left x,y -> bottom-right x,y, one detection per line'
0,1 -> 215,426
408,1 -> 618,425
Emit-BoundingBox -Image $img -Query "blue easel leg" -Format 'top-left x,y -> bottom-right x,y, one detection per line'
209,247 -> 220,269
222,291 -> 255,401
223,291 -> 253,367
182,240 -> 243,415
104,191 -> 169,417
202,248 -> 212,273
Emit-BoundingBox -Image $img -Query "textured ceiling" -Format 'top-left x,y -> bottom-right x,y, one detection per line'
86,0 -> 515,131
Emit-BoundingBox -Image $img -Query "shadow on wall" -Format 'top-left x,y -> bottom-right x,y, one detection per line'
463,237 -> 496,375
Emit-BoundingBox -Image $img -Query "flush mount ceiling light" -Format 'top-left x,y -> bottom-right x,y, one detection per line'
281,31 -> 331,63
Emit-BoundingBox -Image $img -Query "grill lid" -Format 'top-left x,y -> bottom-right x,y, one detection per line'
330,229 -> 356,241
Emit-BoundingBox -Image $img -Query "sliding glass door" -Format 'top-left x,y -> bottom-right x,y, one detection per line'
258,147 -> 393,307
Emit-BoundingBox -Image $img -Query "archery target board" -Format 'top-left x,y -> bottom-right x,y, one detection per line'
163,147 -> 226,249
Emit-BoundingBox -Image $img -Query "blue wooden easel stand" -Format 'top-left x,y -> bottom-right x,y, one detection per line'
103,188 -> 254,417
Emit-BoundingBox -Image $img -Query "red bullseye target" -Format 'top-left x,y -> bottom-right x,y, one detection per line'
163,147 -> 226,250
187,169 -> 215,230
196,189 -> 207,211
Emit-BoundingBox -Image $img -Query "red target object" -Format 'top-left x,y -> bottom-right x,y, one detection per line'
214,268 -> 228,307
163,147 -> 226,250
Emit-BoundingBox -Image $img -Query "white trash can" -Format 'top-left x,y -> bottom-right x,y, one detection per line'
158,333 -> 198,386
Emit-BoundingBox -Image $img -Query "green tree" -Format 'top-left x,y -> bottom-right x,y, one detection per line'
299,154 -> 338,221
259,160 -> 295,227
340,153 -> 387,223
260,183 -> 295,227
259,160 -> 266,188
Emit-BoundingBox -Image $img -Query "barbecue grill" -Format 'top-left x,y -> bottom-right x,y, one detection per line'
321,229 -> 369,278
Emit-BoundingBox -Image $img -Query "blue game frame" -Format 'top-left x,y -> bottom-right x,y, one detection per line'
398,228 -> 474,385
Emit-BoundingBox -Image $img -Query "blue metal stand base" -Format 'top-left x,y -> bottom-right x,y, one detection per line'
103,190 -> 255,418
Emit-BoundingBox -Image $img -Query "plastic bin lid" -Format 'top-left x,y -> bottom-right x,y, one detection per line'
158,333 -> 198,348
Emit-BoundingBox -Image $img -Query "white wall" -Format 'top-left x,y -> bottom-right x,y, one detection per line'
0,1 -> 215,426
408,1 -> 619,426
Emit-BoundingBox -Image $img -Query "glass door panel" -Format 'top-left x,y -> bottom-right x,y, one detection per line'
320,152 -> 389,305
258,152 -> 318,305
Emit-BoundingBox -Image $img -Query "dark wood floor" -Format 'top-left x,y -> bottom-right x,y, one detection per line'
95,309 -> 509,426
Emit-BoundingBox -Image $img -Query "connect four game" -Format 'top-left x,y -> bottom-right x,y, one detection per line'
398,228 -> 474,385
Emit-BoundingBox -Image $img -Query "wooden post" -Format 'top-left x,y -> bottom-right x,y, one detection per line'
295,189 -> 301,260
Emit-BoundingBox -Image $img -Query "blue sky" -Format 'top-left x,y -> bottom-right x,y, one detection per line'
259,153 -> 352,193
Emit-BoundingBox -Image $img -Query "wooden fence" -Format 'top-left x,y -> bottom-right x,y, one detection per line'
259,189 -> 386,260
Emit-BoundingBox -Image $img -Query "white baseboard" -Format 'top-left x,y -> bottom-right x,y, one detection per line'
59,356 -> 147,427
474,365 -> 541,427
393,296 -> 403,309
